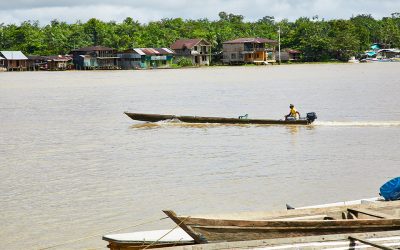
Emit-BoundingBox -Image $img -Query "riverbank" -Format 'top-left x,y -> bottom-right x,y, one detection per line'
0,60 -> 383,73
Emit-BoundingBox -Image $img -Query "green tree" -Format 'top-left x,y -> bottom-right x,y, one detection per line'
1,12 -> 398,61
329,19 -> 360,61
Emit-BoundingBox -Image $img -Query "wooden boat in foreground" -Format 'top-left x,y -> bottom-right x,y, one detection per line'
164,200 -> 400,244
154,230 -> 400,250
124,112 -> 318,125
101,197 -> 385,250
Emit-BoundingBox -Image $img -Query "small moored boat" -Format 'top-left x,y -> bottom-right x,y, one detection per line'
102,197 -> 387,250
163,200 -> 400,243
124,112 -> 317,125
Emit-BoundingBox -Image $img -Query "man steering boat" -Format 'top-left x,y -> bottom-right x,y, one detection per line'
285,104 -> 301,120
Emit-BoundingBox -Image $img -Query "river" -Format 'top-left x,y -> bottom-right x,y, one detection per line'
1,63 -> 399,249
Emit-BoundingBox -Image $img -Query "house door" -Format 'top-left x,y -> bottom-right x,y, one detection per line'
195,56 -> 199,64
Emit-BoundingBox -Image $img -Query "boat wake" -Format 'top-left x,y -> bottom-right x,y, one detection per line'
130,119 -> 255,129
315,121 -> 400,127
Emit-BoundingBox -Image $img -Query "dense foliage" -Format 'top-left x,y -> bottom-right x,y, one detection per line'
1,12 -> 399,61
175,57 -> 193,67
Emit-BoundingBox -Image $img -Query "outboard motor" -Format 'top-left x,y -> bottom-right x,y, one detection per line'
306,112 -> 317,123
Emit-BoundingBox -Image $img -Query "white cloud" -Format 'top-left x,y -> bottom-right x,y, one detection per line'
0,0 -> 399,25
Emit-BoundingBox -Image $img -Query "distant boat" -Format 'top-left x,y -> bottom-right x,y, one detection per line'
348,56 -> 360,63
124,112 -> 318,125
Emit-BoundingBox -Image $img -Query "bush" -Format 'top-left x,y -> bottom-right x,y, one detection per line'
175,57 -> 193,67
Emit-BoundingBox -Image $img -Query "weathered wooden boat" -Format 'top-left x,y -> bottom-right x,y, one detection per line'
124,112 -> 318,125
102,197 -> 385,250
163,200 -> 400,244
154,230 -> 400,250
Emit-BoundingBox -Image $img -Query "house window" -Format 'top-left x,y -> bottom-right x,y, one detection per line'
202,56 -> 207,61
231,53 -> 236,59
194,46 -> 198,51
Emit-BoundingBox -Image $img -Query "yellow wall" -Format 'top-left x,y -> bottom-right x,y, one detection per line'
245,52 -> 265,62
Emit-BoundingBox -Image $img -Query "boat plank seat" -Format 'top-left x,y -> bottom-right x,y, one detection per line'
347,208 -> 399,219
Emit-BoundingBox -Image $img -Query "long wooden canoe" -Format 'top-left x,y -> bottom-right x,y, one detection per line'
163,200 -> 400,243
151,230 -> 400,250
102,197 -> 381,250
124,112 -> 317,125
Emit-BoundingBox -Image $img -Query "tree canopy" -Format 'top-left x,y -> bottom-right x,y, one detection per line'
1,12 -> 399,61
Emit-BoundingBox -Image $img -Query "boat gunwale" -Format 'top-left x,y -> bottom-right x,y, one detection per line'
176,200 -> 400,222
149,230 -> 400,250
180,217 -> 400,228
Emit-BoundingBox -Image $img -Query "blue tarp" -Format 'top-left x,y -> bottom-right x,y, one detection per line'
366,51 -> 376,56
371,44 -> 380,50
380,177 -> 400,201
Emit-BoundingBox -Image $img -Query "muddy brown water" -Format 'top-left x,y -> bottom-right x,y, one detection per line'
1,64 -> 399,249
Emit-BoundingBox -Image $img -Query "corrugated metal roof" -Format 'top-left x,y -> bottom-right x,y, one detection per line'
0,51 -> 28,60
223,38 -> 278,45
133,49 -> 146,55
155,48 -> 174,55
132,48 -> 175,55
71,46 -> 114,52
162,48 -> 175,54
170,39 -> 210,49
46,55 -> 72,61
142,48 -> 159,54
285,49 -> 302,54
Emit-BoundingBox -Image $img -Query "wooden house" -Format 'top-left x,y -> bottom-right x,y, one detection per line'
46,55 -> 73,70
280,49 -> 302,62
222,38 -> 277,65
0,55 -> 5,71
118,48 -> 175,69
170,39 -> 211,66
70,46 -> 119,70
0,51 -> 28,71
27,55 -> 47,71
27,55 -> 72,71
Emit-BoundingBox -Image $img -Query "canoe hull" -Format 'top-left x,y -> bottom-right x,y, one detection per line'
164,200 -> 400,243
189,220 -> 400,242
124,112 -> 311,125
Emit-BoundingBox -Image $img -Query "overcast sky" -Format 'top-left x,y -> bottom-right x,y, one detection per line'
1,0 -> 399,25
